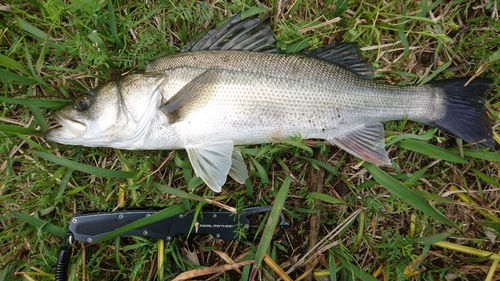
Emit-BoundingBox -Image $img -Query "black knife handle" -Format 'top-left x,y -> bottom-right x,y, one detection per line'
69,210 -> 173,242
68,209 -> 250,243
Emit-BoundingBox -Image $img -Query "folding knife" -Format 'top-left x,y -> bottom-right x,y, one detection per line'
68,206 -> 288,243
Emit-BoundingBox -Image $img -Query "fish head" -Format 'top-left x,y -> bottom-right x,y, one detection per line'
45,74 -> 165,148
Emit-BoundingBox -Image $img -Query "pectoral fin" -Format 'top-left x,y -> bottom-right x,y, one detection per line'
160,69 -> 218,123
329,123 -> 391,165
229,148 -> 249,184
186,140 -> 234,192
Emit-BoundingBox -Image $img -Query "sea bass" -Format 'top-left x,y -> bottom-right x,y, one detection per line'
45,14 -> 494,192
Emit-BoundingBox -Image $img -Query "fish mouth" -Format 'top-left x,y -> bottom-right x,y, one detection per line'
45,112 -> 87,141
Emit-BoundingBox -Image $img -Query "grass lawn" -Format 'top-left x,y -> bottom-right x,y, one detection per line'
1,0 -> 500,280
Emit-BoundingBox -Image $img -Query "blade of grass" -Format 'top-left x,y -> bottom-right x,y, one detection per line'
33,151 -> 136,178
350,211 -> 365,251
411,189 -> 455,204
363,162 -> 458,228
300,156 -> 339,176
471,169 -> 500,187
398,8 -> 410,58
29,105 -> 49,132
328,250 -> 337,281
405,231 -> 454,244
240,7 -> 271,19
23,40 -> 49,90
448,185 -> 500,222
307,192 -> 347,205
11,211 -> 66,238
285,40 -> 309,53
114,237 -> 123,270
35,33 -> 48,75
403,165 -> 429,187
448,147 -> 500,162
0,69 -> 36,84
331,0 -> 348,17
397,139 -> 468,163
385,128 -> 436,146
16,17 -> 55,40
250,157 -> 270,184
0,265 -> 10,281
16,17 -> 75,55
188,176 -> 204,189
155,183 -> 208,203
17,134 -> 46,151
432,241 -> 500,261
157,239 -> 165,280
280,138 -> 313,155
486,257 -> 500,281
57,150 -> 83,199
22,72 -> 50,132
0,96 -> 69,108
336,255 -> 379,281
114,148 -> 138,206
420,61 -> 452,85
107,0 -> 123,48
0,53 -> 30,75
0,125 -> 42,135
286,0 -> 303,15
87,32 -> 107,52
252,176 -> 290,277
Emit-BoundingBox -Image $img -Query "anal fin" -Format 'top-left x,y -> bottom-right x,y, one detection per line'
328,123 -> 391,165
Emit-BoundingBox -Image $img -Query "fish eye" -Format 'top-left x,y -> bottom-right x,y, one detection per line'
74,93 -> 93,111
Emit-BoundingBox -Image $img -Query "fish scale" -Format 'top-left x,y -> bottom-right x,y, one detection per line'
150,54 -> 441,143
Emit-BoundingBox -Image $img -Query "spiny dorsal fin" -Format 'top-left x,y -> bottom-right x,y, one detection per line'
182,15 -> 373,76
183,13 -> 279,53
303,43 -> 374,79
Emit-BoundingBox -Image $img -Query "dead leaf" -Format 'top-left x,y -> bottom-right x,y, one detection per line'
213,250 -> 242,274
172,260 -> 254,281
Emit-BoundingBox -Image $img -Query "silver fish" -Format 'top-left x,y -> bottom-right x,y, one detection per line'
45,14 -> 493,192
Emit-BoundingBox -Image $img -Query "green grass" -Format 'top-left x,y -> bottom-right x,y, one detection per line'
1,1 -> 500,280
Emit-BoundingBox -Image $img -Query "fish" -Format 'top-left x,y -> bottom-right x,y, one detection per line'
45,14 -> 494,192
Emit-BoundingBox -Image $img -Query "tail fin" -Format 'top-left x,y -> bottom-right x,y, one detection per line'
429,78 -> 494,149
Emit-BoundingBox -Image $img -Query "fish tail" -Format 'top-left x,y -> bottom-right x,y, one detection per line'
429,78 -> 494,149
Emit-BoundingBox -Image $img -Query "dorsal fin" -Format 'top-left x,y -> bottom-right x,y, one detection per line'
183,13 -> 279,53
180,14 -> 373,77
302,43 -> 374,79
